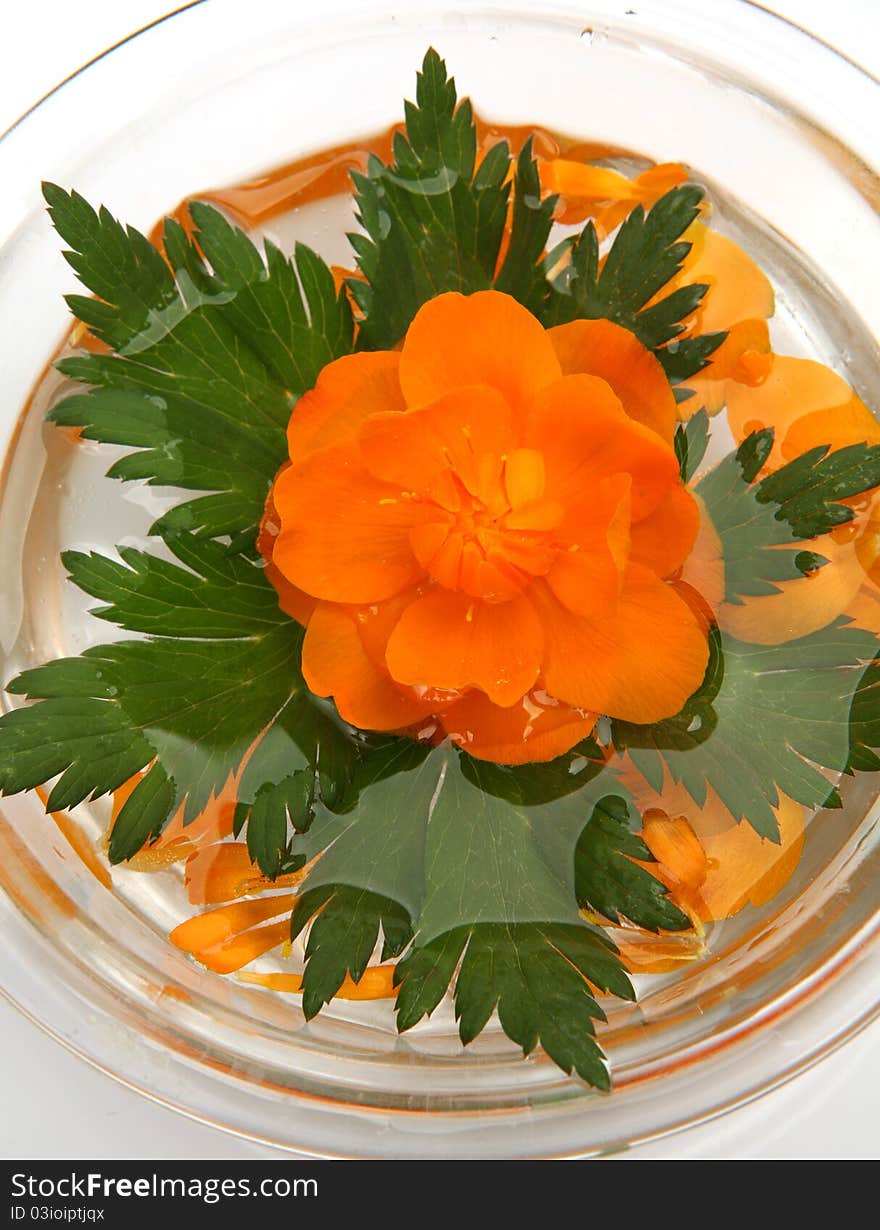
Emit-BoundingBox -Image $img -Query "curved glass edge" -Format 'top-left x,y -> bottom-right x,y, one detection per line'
0,0 -> 878,238
0,791 -> 876,1157
0,0 -> 878,1158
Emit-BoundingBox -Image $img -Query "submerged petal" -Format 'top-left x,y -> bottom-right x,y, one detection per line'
726,355 -> 858,468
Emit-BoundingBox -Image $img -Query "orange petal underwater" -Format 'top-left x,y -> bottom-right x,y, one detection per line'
385,589 -> 543,708
442,687 -> 597,765
718,531 -> 868,644
726,355 -> 857,468
846,578 -> 880,635
641,811 -> 709,892
682,319 -> 773,417
531,566 -> 709,722
613,930 -> 705,975
286,351 -> 405,460
643,789 -> 805,922
398,290 -> 561,417
171,893 -> 296,948
183,918 -> 293,975
171,894 -> 296,973
677,223 -> 774,336
540,159 -> 643,203
548,318 -> 677,444
781,396 -> 880,461
238,965 -> 398,999
302,600 -> 435,731
184,842 -> 306,905
272,442 -> 430,603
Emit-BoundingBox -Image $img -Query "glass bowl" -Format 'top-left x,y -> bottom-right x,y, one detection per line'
0,0 -> 878,1158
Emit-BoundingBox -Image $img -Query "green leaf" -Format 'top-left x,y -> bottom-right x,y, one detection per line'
755,440 -> 880,539
44,185 -> 352,544
544,187 -> 724,382
289,740 -> 437,924
348,49 -> 510,348
0,535 -> 360,857
290,885 -> 413,1019
109,761 -> 177,863
0,681 -> 156,815
243,774 -> 312,878
284,743 -> 680,1087
493,139 -> 557,316
396,921 -> 632,1089
43,182 -> 178,353
614,622 -> 877,839
49,387 -> 277,541
574,795 -> 690,931
698,431 -> 880,603
62,534 -> 287,639
674,407 -> 710,481
188,203 -> 353,395
846,654 -> 880,772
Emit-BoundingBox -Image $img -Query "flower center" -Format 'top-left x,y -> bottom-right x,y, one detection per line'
409,447 -> 564,601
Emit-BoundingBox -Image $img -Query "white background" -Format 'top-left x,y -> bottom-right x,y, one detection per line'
0,0 -> 877,1160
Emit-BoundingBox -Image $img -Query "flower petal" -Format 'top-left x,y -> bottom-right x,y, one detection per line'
526,374 -> 680,520
287,351 -> 404,460
170,895 -> 295,974
782,396 -> 880,460
726,355 -> 856,468
718,531 -> 869,644
531,567 -> 709,722
185,842 -> 304,905
682,319 -> 773,418
358,384 -> 514,492
302,601 -> 435,731
545,474 -> 631,617
677,224 -> 775,335
442,688 -> 596,764
273,443 -> 429,602
548,318 -> 677,443
398,290 -> 561,416
678,493 -> 726,615
385,589 -> 543,707
641,788 -> 805,922
629,482 -> 700,577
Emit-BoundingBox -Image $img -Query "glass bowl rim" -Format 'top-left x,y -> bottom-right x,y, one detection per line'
0,0 -> 878,1158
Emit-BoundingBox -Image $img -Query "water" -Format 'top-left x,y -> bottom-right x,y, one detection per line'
2,134 -> 879,1040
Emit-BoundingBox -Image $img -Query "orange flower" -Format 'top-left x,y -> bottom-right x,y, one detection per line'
265,290 -> 709,764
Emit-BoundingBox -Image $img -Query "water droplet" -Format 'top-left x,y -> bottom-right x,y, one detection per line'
580,25 -> 608,47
